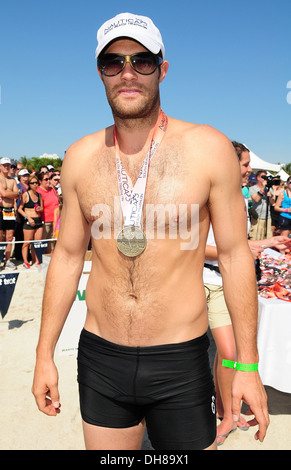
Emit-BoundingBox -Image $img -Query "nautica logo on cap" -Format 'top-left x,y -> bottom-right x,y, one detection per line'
104,18 -> 148,35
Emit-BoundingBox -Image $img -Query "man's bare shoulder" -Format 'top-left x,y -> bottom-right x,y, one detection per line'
168,117 -> 236,167
169,117 -> 231,147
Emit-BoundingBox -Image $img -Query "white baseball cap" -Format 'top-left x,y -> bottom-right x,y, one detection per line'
18,169 -> 30,176
0,157 -> 11,165
95,12 -> 165,59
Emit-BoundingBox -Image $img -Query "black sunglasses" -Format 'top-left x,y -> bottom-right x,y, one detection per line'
98,52 -> 163,77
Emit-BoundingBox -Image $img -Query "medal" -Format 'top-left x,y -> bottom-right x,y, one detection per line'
117,225 -> 147,257
114,110 -> 168,258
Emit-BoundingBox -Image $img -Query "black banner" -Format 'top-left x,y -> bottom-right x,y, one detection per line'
0,243 -> 7,264
32,241 -> 48,264
0,273 -> 19,319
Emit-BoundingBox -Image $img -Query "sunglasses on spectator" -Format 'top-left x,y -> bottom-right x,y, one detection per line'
98,52 -> 163,76
30,181 -> 39,185
43,178 -> 49,181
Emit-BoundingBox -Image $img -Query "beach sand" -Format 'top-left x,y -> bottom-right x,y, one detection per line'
1,262 -> 290,450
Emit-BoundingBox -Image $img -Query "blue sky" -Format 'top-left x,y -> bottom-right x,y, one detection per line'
1,0 -> 291,164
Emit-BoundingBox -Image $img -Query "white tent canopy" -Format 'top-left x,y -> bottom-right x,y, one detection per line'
275,168 -> 290,181
248,148 -> 281,172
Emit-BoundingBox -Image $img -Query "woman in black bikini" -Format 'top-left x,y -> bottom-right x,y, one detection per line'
18,174 -> 44,268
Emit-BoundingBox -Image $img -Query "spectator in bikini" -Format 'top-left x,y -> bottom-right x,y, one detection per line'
18,174 -> 44,268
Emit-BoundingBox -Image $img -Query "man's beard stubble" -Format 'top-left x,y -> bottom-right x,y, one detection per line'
105,83 -> 161,126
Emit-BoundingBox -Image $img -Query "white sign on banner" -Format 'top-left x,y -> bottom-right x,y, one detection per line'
56,270 -> 89,355
43,254 -> 92,356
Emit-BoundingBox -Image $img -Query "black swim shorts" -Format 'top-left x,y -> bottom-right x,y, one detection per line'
278,215 -> 291,231
0,207 -> 16,231
77,329 -> 216,450
23,217 -> 43,230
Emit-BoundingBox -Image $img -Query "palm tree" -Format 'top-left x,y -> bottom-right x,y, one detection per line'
19,156 -> 30,169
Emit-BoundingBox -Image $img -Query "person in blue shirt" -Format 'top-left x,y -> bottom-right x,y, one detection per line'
274,177 -> 291,238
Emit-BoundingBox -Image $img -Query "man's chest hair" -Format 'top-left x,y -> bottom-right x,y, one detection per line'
77,139 -> 209,227
0,176 -> 11,189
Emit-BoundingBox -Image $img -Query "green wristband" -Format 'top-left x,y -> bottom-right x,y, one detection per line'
222,359 -> 258,371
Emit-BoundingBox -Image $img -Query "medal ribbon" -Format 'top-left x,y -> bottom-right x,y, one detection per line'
114,110 -> 168,228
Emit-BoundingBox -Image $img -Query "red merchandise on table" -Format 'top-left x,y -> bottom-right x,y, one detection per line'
258,252 -> 291,302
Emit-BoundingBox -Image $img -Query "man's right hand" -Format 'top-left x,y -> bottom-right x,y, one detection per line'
32,359 -> 61,416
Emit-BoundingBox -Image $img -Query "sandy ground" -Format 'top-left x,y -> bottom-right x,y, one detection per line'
1,262 -> 290,450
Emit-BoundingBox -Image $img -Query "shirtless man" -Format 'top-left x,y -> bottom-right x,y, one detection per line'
0,158 -> 21,269
32,13 -> 269,450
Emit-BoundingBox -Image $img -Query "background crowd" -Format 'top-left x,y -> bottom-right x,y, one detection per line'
243,170 -> 291,242
0,158 -> 62,270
